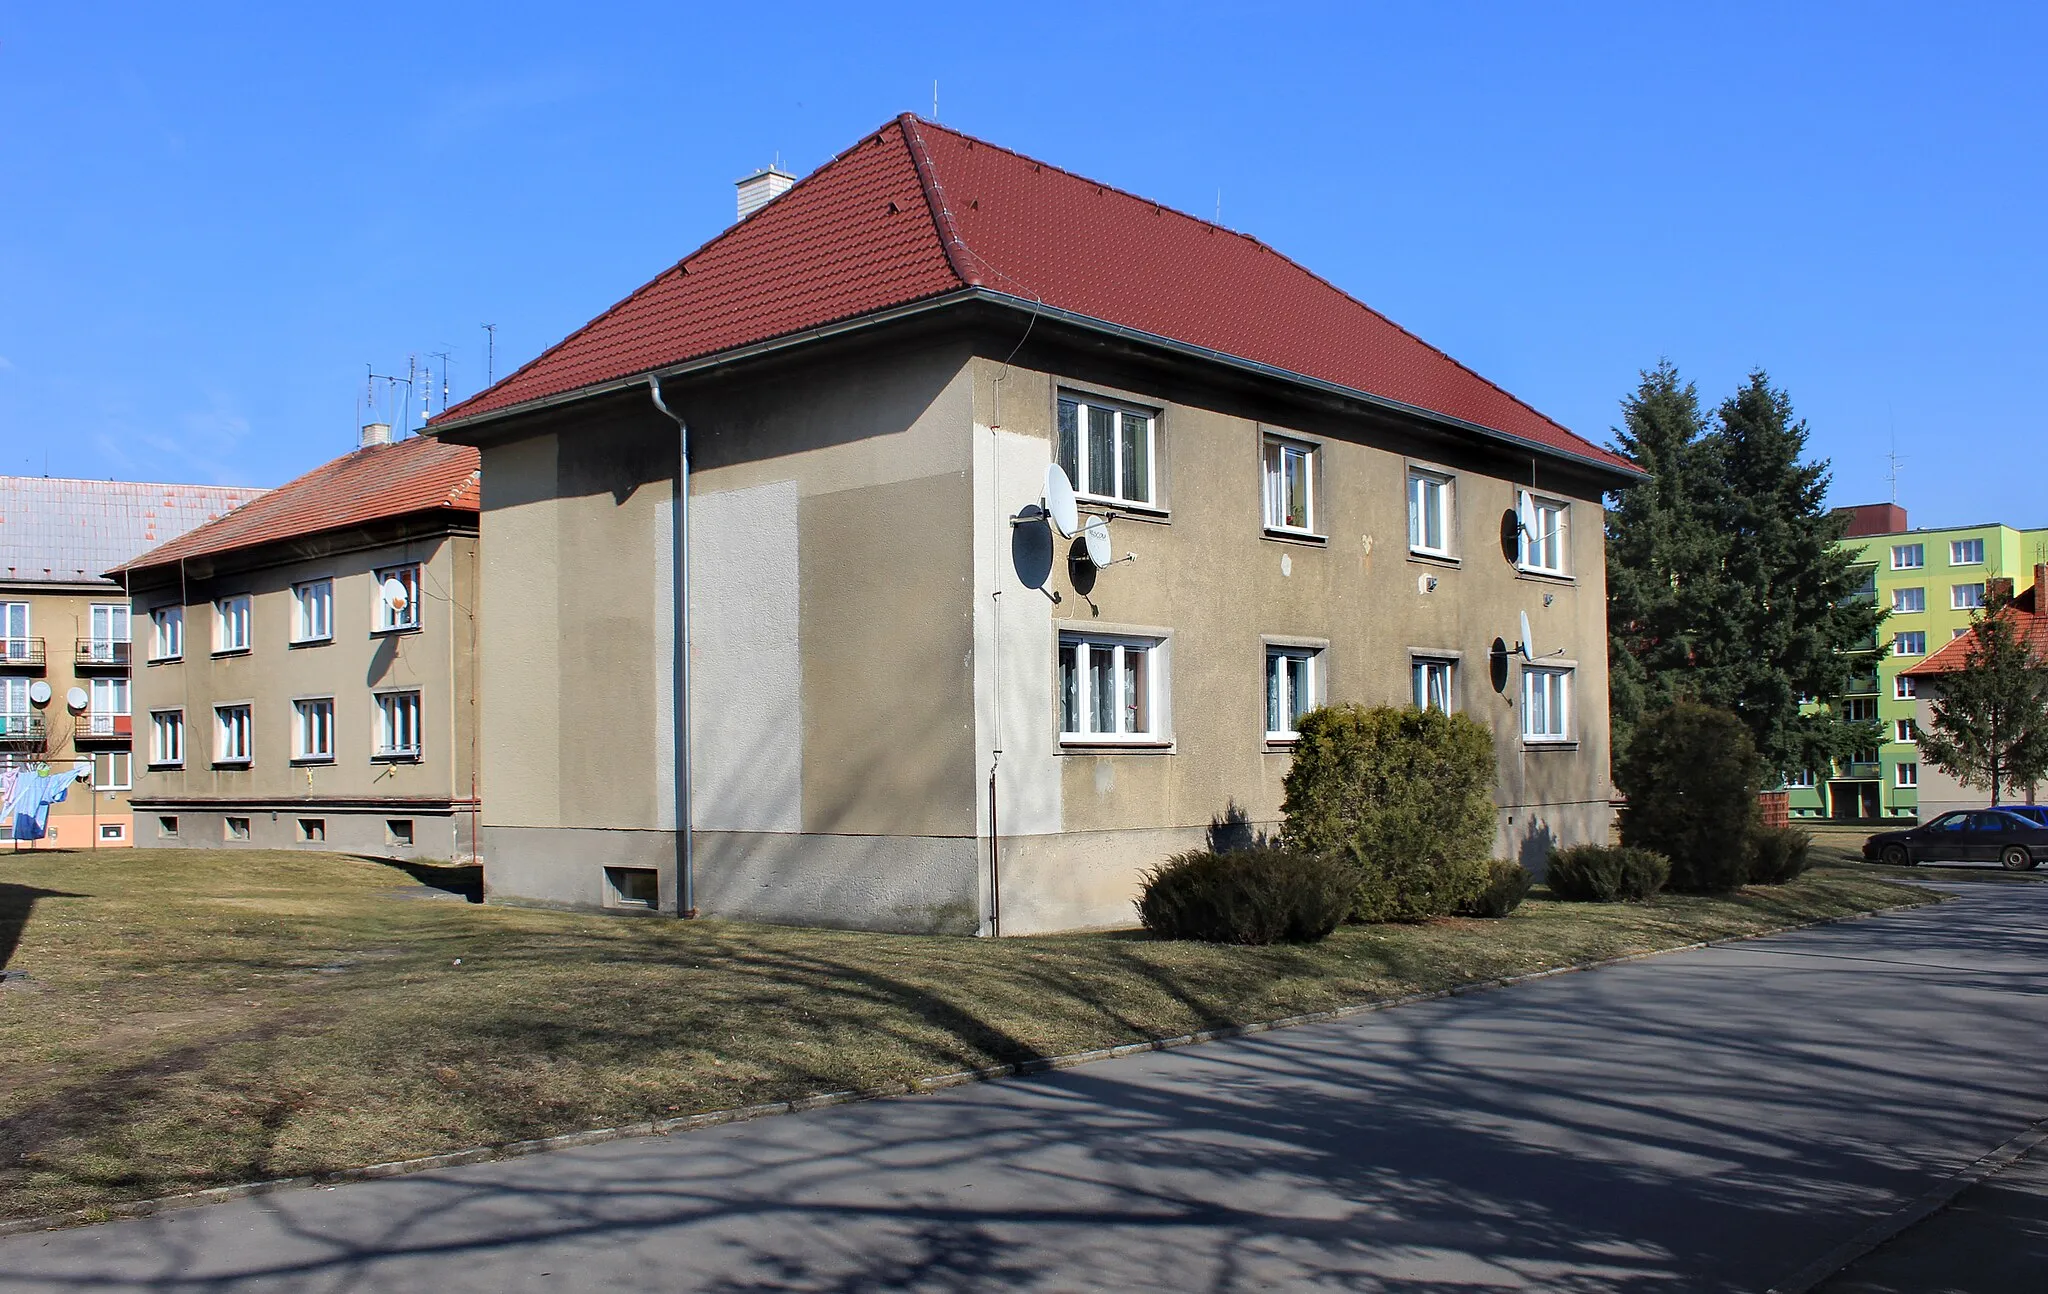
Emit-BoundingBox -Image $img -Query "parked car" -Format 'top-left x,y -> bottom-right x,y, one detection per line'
1864,810 -> 2048,870
1996,805 -> 2048,829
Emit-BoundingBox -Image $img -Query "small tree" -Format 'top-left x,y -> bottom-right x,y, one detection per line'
1618,702 -> 1761,892
1919,597 -> 2048,805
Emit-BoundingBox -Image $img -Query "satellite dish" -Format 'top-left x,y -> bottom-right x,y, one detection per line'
1043,464 -> 1080,539
1519,610 -> 1535,660
380,577 -> 410,611
1082,515 -> 1114,569
65,687 -> 88,713
27,680 -> 51,706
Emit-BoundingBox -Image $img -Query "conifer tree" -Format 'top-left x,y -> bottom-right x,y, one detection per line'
1919,593 -> 2048,805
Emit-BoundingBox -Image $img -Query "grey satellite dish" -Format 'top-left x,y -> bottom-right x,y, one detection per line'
1043,464 -> 1080,539
65,686 -> 88,713
27,680 -> 51,707
1083,515 -> 1114,569
1518,610 -> 1535,660
380,577 -> 410,612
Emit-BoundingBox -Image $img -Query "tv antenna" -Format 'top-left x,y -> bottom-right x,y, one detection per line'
1885,428 -> 1907,504
429,350 -> 454,411
483,323 -> 497,385
365,361 -> 416,435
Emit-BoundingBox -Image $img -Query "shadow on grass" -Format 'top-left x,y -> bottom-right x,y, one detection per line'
365,859 -> 483,904
0,883 -> 87,970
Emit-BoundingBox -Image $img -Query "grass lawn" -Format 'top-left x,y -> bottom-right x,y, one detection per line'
1,845 -> 1931,1223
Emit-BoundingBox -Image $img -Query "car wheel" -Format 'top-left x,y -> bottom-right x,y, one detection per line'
2002,846 -> 2039,872
1882,844 -> 1911,868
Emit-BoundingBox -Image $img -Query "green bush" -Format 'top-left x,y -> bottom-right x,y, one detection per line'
1747,826 -> 1812,885
1281,704 -> 1498,922
1618,703 -> 1761,893
1459,858 -> 1533,917
1137,846 -> 1356,944
1546,844 -> 1670,902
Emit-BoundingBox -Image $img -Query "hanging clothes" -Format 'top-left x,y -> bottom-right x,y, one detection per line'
6,764 -> 83,842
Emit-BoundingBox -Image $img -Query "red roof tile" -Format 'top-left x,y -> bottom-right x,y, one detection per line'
117,435 -> 480,575
1903,595 -> 2048,677
433,115 -> 1634,476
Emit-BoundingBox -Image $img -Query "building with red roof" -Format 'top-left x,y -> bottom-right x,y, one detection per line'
118,428 -> 483,862
1899,563 -> 2048,816
432,115 -> 1640,930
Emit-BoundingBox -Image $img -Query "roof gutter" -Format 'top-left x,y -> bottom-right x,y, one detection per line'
431,288 -> 1645,483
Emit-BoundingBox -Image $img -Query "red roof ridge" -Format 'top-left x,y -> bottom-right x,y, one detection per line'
899,114 -> 980,290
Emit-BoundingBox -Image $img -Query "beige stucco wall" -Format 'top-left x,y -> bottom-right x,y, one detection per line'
128,530 -> 478,858
0,585 -> 140,847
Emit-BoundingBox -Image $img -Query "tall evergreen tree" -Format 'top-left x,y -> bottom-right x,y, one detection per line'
1919,594 -> 2048,805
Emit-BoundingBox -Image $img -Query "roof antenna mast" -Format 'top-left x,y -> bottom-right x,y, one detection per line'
483,323 -> 497,386
1886,422 -> 1907,505
933,79 -> 939,121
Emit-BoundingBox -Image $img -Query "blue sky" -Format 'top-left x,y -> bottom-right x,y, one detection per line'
3,3 -> 2042,527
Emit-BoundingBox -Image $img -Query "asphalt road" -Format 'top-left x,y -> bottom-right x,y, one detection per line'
4,877 -> 2047,1293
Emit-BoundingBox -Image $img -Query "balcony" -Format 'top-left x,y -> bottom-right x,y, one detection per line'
75,638 -> 132,669
76,711 -> 132,742
0,714 -> 47,749
0,637 -> 46,671
1843,674 -> 1880,696
1844,761 -> 1882,779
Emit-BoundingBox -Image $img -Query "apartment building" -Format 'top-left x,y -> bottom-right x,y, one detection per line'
1899,564 -> 2048,816
116,429 -> 482,857
0,476 -> 258,846
428,114 -> 1642,933
1792,503 -> 2048,821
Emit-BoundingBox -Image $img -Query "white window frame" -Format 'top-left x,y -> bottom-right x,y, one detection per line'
1952,582 -> 1986,610
1891,543 -> 1925,570
1893,631 -> 1927,657
1265,645 -> 1322,740
1058,633 -> 1164,744
91,750 -> 131,791
1520,666 -> 1572,743
87,603 -> 130,662
374,689 -> 423,760
374,564 -> 423,633
1950,539 -> 1984,566
151,709 -> 185,767
1516,491 -> 1569,576
1056,393 -> 1157,509
1261,436 -> 1318,535
292,579 -> 334,644
1894,718 -> 1917,744
214,703 -> 252,765
1785,769 -> 1817,789
1411,656 -> 1456,713
1891,587 -> 1924,614
0,600 -> 30,663
87,677 -> 129,736
150,606 -> 183,661
1841,697 -> 1878,724
1408,470 -> 1453,558
1895,762 -> 1919,789
1894,675 -> 1917,700
215,595 -> 252,654
293,697 -> 336,763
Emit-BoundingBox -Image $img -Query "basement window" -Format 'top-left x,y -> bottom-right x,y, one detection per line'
385,819 -> 414,847
224,816 -> 251,841
298,818 -> 326,843
99,822 -> 125,842
157,815 -> 178,839
606,867 -> 661,910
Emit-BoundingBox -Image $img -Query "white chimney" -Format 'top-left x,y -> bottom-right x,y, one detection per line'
361,422 -> 393,448
735,166 -> 796,221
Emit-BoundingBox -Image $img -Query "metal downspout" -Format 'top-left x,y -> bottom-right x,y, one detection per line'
649,376 -> 696,917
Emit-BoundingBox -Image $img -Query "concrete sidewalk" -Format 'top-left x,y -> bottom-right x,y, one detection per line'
3,879 -> 2046,1292
1816,1133 -> 2048,1294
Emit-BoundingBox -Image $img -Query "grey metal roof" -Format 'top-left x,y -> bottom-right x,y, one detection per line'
0,476 -> 265,589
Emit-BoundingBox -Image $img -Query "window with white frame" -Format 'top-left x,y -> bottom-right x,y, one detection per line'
1842,697 -> 1878,724
1951,538 -> 1984,565
1265,646 -> 1320,739
1058,634 -> 1162,742
1784,769 -> 1817,789
1892,587 -> 1924,613
214,704 -> 252,764
87,604 -> 129,662
1412,657 -> 1456,713
0,677 -> 29,735
1262,437 -> 1316,533
293,697 -> 335,762
1056,394 -> 1155,507
1896,762 -> 1919,788
1891,543 -> 1924,570
150,606 -> 183,661
1894,675 -> 1917,700
92,750 -> 131,791
1408,470 -> 1452,557
1893,631 -> 1926,656
374,690 -> 422,759
151,710 -> 184,766
0,601 -> 30,663
1517,492 -> 1568,575
1521,666 -> 1572,742
1953,582 -> 1986,610
88,677 -> 128,736
215,595 -> 251,653
1894,718 -> 1918,743
374,564 -> 422,632
293,579 -> 333,643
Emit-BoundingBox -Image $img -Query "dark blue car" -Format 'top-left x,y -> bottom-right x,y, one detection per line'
1998,805 -> 2048,829
1864,809 -> 2048,870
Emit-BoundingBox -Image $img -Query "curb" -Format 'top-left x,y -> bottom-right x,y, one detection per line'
0,885 -> 1940,1239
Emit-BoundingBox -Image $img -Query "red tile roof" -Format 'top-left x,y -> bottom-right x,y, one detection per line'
1903,588 -> 2048,677
116,435 -> 480,575
433,115 -> 1635,476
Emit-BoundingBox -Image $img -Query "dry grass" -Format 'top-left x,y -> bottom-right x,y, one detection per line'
0,846 -> 1929,1221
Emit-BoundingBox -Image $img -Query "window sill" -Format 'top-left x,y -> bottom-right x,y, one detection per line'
1075,498 -> 1170,525
1407,550 -> 1460,568
372,752 -> 424,764
1263,737 -> 1300,753
146,655 -> 182,666
1058,739 -> 1174,754
371,625 -> 423,638
1514,568 -> 1575,586
1261,527 -> 1327,547
1521,740 -> 1580,752
212,760 -> 252,769
289,636 -> 334,649
147,762 -> 183,771
292,756 -> 336,766
211,648 -> 251,659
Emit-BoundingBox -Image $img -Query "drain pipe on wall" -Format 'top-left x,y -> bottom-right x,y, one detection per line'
649,375 -> 696,917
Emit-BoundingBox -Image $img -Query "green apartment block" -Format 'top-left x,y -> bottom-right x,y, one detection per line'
1788,503 -> 2048,821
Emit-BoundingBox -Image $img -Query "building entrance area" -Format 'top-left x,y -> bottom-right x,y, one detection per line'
1828,780 -> 1881,821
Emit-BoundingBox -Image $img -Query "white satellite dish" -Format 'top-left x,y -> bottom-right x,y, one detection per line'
1043,464 -> 1080,539
1519,609 -> 1535,660
27,680 -> 51,706
1082,515 -> 1114,569
65,686 -> 88,713
380,577 -> 410,612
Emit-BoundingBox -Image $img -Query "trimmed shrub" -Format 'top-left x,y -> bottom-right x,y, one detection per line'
1137,846 -> 1356,945
1618,703 -> 1761,893
1546,844 -> 1670,902
1282,704 -> 1497,922
1747,826 -> 1812,885
1459,858 -> 1533,917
